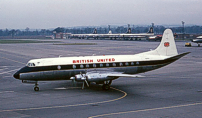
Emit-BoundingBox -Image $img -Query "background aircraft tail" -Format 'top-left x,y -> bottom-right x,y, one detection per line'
147,27 -> 154,33
108,30 -> 112,34
93,29 -> 97,34
154,29 -> 178,56
126,27 -> 132,34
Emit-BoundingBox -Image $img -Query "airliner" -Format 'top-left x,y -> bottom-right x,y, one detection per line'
98,27 -> 154,40
70,27 -> 154,40
192,36 -> 202,47
13,29 -> 189,91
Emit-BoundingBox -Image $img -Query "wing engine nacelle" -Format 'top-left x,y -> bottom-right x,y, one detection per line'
75,74 -> 87,82
86,73 -> 113,82
75,73 -> 117,82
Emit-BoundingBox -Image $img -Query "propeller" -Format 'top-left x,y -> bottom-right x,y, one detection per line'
81,74 -> 89,89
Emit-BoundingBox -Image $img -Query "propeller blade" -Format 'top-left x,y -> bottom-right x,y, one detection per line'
85,80 -> 89,87
82,81 -> 85,89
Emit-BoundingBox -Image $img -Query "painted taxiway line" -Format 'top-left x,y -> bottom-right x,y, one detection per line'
2,76 -> 12,78
54,87 -> 81,90
0,49 -> 30,60
0,91 -> 14,94
88,102 -> 202,118
0,56 -> 26,65
0,68 -> 21,75
0,87 -> 127,113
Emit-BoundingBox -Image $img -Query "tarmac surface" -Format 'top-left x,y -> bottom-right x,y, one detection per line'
0,39 -> 202,118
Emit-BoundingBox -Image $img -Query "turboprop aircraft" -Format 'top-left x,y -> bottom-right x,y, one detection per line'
97,27 -> 154,40
192,36 -> 202,47
13,29 -> 189,91
70,27 -> 154,40
70,28 -> 98,39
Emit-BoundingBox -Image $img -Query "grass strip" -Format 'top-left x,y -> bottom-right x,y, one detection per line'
0,40 -> 60,44
53,43 -> 97,45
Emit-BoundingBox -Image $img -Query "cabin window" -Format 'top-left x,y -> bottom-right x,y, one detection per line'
80,64 -> 84,68
57,65 -> 61,70
86,64 -> 89,68
113,63 -> 116,67
120,63 -> 123,66
125,62 -> 129,66
93,64 -> 96,68
106,63 -> 109,67
100,63 -> 103,67
131,62 -> 134,66
72,65 -> 76,69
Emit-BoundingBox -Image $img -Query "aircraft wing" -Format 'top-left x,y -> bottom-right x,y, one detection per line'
107,73 -> 145,78
85,71 -> 145,79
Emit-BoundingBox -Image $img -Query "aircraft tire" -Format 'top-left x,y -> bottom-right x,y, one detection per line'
102,84 -> 110,90
34,87 -> 39,91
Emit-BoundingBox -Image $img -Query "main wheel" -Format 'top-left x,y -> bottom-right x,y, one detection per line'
102,84 -> 110,90
34,87 -> 39,91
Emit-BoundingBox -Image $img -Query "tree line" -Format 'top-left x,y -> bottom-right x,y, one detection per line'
1,25 -> 202,37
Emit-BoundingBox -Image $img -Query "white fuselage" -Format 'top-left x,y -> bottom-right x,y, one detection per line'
14,51 -> 178,82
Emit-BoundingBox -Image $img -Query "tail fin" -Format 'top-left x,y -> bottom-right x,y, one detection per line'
108,30 -> 112,34
93,29 -> 97,34
155,29 -> 178,56
126,28 -> 132,34
147,27 -> 154,33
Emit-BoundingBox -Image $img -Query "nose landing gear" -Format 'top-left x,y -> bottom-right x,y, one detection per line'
34,82 -> 39,91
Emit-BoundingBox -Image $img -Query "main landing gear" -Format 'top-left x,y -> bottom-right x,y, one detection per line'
102,80 -> 112,90
32,80 -> 112,91
34,82 -> 39,91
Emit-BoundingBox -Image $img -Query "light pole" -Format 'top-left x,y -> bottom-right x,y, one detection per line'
182,21 -> 185,40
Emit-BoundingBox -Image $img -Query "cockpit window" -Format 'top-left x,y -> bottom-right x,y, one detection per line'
27,63 -> 35,67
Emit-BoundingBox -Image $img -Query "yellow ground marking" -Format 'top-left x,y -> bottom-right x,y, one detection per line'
0,87 -> 127,112
89,102 -> 202,118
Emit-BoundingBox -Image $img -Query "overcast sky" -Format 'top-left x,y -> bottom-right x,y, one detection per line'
0,0 -> 202,29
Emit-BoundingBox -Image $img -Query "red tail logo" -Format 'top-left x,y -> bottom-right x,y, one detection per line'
164,42 -> 170,47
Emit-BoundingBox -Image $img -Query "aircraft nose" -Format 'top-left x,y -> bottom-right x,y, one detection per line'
13,72 -> 20,79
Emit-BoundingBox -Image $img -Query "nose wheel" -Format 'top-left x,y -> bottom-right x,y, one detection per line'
34,82 -> 39,91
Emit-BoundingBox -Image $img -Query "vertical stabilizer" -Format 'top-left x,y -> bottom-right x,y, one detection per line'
147,27 -> 154,33
93,29 -> 97,34
155,29 -> 178,56
127,28 -> 132,34
108,30 -> 112,34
